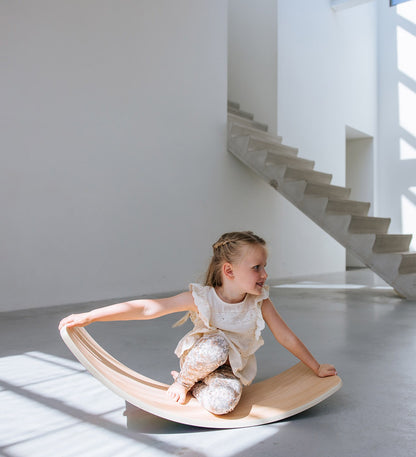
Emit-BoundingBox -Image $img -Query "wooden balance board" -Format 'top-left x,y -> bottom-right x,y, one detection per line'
60,326 -> 342,429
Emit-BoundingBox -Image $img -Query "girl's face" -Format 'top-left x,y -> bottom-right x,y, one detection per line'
229,244 -> 268,296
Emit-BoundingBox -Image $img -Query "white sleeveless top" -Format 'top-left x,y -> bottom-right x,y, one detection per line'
174,283 -> 269,385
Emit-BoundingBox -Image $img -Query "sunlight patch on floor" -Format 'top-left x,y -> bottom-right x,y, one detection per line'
0,352 -> 172,457
272,282 -> 367,290
151,424 -> 281,457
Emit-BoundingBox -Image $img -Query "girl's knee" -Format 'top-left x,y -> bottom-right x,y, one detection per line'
195,383 -> 242,415
195,334 -> 229,365
192,367 -> 243,415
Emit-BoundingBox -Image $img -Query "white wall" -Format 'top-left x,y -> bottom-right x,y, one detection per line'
1,0 -> 285,312
1,0 -> 382,312
228,0 -> 378,279
377,1 -> 416,249
228,0 -> 278,135
277,0 -> 377,183
277,0 -> 377,274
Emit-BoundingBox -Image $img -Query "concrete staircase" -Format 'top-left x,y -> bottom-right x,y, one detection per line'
227,101 -> 416,300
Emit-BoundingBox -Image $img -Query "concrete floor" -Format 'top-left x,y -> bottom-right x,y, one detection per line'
1,269 -> 416,457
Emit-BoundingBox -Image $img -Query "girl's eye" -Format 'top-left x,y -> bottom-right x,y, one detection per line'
253,265 -> 260,271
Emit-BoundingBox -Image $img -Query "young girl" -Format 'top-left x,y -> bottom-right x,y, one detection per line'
59,231 -> 337,415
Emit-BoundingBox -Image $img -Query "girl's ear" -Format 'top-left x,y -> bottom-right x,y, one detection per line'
222,262 -> 234,280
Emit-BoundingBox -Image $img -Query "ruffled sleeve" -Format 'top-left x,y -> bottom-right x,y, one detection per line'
188,283 -> 212,328
173,284 -> 215,358
254,285 -> 269,340
172,283 -> 212,328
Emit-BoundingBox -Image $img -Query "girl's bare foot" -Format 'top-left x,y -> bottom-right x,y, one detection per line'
167,371 -> 189,404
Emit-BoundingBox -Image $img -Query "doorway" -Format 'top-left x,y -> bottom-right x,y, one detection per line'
345,125 -> 374,268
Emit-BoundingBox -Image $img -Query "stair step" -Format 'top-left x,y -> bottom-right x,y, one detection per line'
284,167 -> 332,185
325,199 -> 370,216
249,137 -> 295,154
227,104 -> 416,298
265,152 -> 314,170
399,253 -> 416,274
227,106 -> 254,120
228,100 -> 240,110
348,216 -> 391,234
230,124 -> 282,145
304,183 -> 351,200
372,234 -> 412,253
228,113 -> 268,132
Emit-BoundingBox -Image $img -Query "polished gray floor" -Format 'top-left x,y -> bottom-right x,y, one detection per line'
1,269 -> 415,457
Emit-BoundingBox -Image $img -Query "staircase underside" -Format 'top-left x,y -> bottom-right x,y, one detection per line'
227,101 -> 416,300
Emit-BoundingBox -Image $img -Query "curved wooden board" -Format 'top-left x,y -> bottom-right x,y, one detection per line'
60,326 -> 342,429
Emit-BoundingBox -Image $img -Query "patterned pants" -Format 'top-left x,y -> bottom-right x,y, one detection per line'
177,334 -> 243,415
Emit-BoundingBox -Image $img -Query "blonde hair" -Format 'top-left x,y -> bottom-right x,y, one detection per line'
205,231 -> 266,288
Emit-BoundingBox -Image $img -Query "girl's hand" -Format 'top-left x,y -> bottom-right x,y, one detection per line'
316,363 -> 337,377
59,313 -> 92,331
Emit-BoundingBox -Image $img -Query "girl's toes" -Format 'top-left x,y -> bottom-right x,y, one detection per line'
168,390 -> 177,401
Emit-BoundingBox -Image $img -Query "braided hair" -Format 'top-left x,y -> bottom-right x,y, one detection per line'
205,231 -> 266,288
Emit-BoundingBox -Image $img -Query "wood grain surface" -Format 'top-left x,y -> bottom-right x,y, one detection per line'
61,326 -> 342,428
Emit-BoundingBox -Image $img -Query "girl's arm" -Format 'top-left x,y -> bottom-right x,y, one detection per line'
58,291 -> 197,330
262,298 -> 337,377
